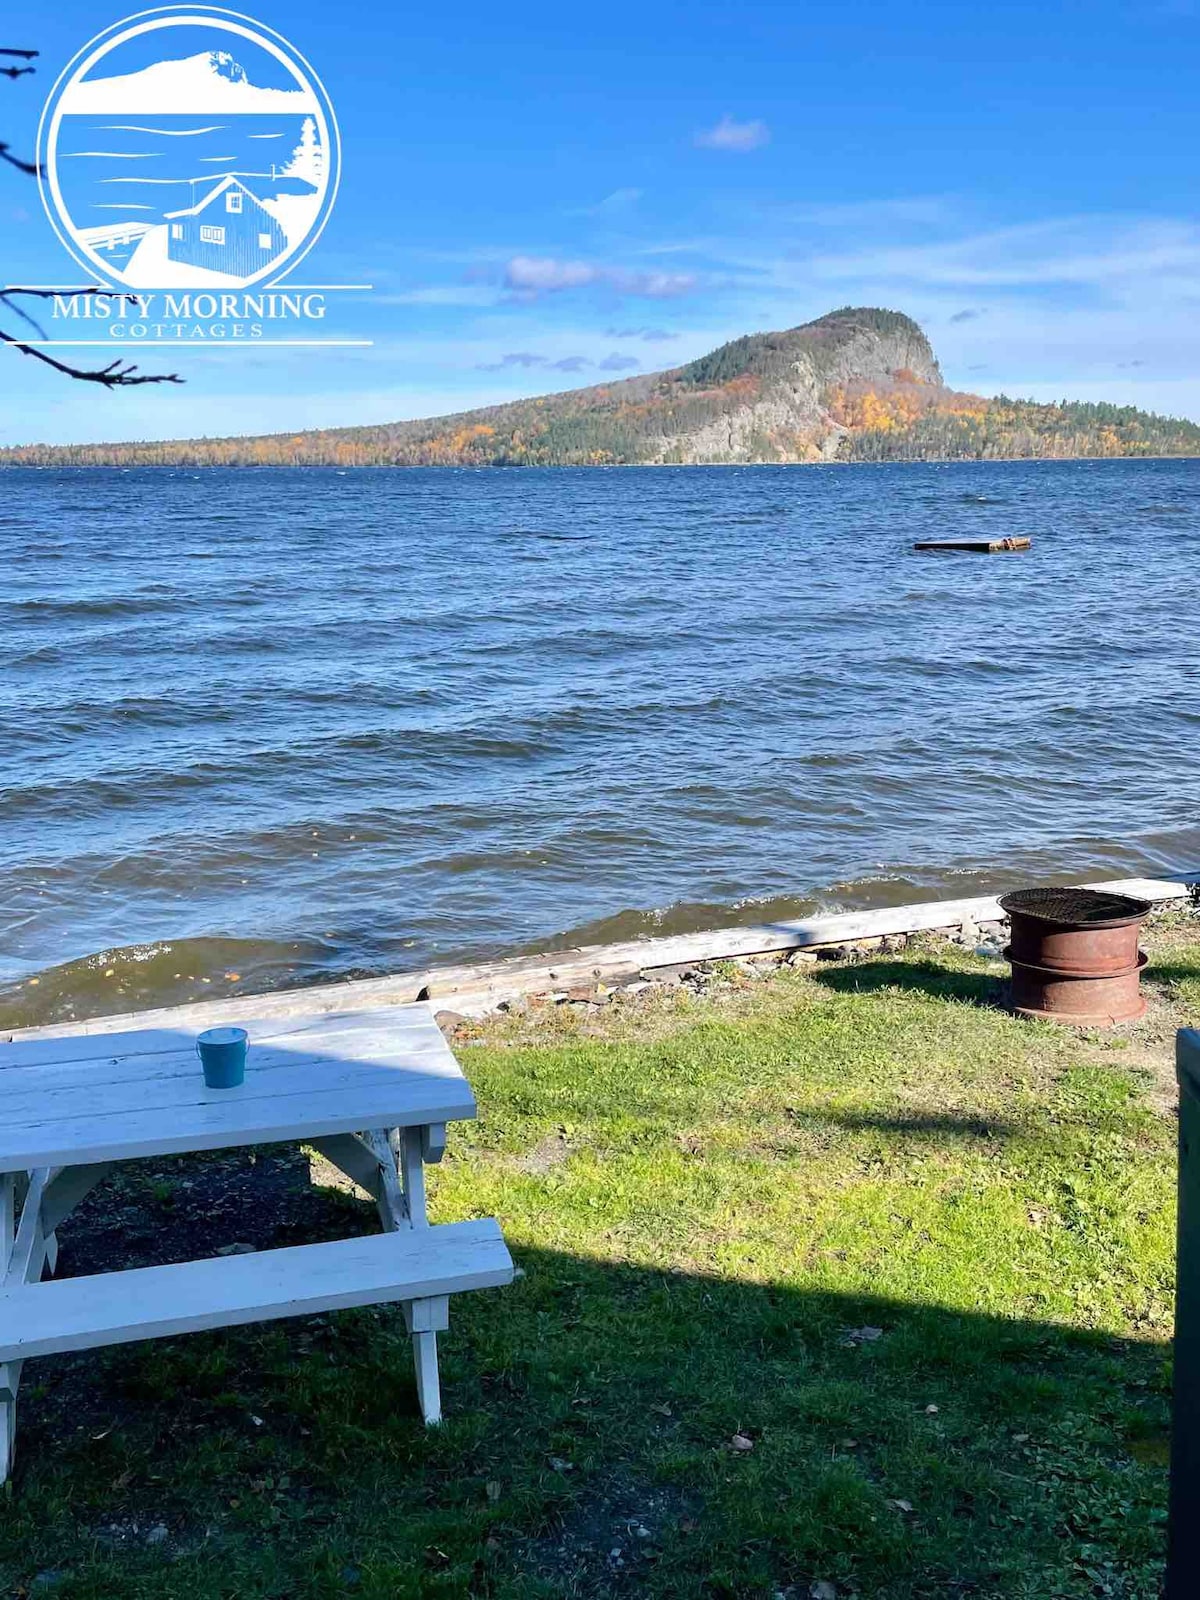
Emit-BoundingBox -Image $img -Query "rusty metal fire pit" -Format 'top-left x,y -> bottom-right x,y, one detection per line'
998,886 -> 1153,1025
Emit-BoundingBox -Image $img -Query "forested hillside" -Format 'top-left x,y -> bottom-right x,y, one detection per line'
5,307 -> 1199,466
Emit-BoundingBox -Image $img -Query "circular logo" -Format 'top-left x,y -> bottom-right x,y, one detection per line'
37,6 -> 340,291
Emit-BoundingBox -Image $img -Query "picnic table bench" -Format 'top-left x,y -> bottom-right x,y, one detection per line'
0,1003 -> 513,1483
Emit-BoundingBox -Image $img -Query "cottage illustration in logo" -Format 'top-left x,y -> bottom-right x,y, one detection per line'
38,9 -> 340,290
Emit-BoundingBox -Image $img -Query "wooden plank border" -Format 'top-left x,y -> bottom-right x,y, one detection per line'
7,873 -> 1197,1042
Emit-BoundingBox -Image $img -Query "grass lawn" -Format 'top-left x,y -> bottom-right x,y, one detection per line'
2,917 -> 1197,1599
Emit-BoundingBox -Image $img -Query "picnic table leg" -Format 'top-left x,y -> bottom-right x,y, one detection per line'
0,1175 -> 13,1482
403,1295 -> 449,1425
379,1126 -> 449,1425
0,1162 -> 108,1482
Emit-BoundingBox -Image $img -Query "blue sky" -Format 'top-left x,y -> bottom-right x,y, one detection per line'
3,0 -> 1200,444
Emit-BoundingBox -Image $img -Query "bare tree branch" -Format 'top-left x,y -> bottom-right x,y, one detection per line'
0,140 -> 39,176
0,287 -> 148,344
0,328 -> 183,387
1,289 -> 183,385
0,51 -> 38,77
0,292 -> 48,337
3,47 -> 185,388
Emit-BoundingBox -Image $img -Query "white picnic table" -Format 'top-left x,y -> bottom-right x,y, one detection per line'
0,1003 -> 513,1483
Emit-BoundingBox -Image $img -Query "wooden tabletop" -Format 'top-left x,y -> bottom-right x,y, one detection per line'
0,1005 -> 475,1172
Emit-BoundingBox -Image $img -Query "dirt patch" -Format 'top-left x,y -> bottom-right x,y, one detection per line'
513,1479 -> 701,1595
513,1130 -> 573,1175
51,1144 -> 373,1281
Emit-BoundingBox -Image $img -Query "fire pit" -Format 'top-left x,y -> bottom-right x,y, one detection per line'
998,886 -> 1153,1025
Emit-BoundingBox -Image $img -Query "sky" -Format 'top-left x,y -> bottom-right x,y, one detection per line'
2,0 -> 1200,445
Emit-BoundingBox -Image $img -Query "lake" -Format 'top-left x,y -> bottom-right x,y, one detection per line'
2,458 -> 1198,1028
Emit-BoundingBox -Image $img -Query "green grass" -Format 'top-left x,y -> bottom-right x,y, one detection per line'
2,925 -> 1196,1599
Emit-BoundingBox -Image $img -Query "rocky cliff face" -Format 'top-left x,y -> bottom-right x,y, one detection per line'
646,309 -> 944,464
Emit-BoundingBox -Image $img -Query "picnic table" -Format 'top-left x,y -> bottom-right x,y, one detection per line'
0,1003 -> 513,1483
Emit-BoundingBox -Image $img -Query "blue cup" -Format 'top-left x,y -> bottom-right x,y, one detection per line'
196,1025 -> 248,1089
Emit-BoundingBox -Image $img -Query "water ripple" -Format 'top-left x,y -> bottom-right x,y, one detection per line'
2,458 -> 1200,1027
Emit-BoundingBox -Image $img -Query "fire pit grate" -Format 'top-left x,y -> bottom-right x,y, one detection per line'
998,886 -> 1153,928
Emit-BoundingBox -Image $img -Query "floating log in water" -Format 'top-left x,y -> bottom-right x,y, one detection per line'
913,537 -> 1032,553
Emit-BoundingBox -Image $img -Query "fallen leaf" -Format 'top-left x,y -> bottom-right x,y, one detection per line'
925,1404 -> 939,1415
1013,1433 -> 1031,1443
887,1498 -> 914,1513
811,1582 -> 838,1600
651,1402 -> 672,1416
485,1480 -> 502,1502
844,1326 -> 884,1344
730,1432 -> 754,1452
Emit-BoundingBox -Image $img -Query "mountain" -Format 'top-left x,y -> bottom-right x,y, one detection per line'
6,307 -> 1200,467
61,50 -> 316,114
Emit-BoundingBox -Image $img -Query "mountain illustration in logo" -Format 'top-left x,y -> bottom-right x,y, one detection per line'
40,13 -> 339,290
61,48 -> 317,114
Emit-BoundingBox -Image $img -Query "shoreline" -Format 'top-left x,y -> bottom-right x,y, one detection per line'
4,454 -> 1200,469
9,869 -> 1196,1042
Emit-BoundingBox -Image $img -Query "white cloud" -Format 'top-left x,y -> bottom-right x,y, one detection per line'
503,256 -> 599,293
694,115 -> 770,153
502,255 -> 696,299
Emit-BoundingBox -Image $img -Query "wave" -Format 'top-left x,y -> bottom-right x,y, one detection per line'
2,458 -> 1198,1036
101,124 -> 225,136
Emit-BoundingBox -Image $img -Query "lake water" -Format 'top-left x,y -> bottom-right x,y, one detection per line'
2,458 -> 1198,1028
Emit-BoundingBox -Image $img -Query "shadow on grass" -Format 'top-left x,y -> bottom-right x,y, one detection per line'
1145,960 -> 1200,993
2,1153 -> 1170,1600
810,957 -> 1007,1010
796,1108 -> 1022,1140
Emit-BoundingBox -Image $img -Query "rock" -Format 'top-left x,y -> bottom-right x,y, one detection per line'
435,1009 -> 469,1030
816,945 -> 849,962
145,1525 -> 168,1546
215,1242 -> 256,1256
787,949 -> 819,965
